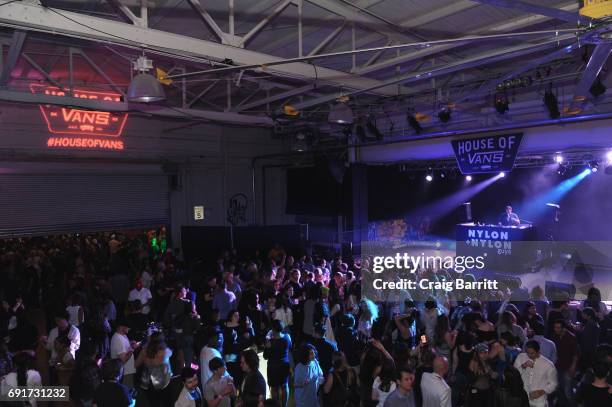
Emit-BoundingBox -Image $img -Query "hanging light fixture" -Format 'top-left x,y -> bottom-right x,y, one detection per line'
328,102 -> 354,124
127,55 -> 166,102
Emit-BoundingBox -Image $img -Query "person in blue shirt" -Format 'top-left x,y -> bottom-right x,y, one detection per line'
294,344 -> 324,407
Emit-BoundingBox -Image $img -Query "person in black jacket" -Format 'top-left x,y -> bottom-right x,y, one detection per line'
492,366 -> 529,407
312,323 -> 338,377
239,349 -> 266,407
93,359 -> 133,407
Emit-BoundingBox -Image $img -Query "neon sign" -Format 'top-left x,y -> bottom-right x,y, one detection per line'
30,85 -> 128,150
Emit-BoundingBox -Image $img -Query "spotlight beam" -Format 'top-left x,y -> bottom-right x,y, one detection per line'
408,173 -> 502,222
518,169 -> 591,220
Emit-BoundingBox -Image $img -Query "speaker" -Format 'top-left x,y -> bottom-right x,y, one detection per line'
169,174 -> 182,191
545,281 -> 576,301
462,202 -> 472,222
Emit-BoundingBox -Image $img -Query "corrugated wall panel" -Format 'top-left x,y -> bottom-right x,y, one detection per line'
0,174 -> 169,236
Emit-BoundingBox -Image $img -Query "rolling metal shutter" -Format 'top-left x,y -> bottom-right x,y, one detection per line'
0,173 -> 169,236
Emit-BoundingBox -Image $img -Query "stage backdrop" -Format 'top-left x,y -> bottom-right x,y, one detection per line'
367,166 -> 612,241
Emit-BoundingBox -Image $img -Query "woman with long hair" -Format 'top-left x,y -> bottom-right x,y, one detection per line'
492,366 -> 529,407
223,310 -> 254,385
323,351 -> 358,407
583,287 -> 609,319
434,314 -> 457,362
136,336 -> 173,407
370,357 -> 395,407
0,352 -> 41,406
238,348 -> 266,407
358,298 -> 379,339
294,344 -> 324,407
467,342 -> 497,407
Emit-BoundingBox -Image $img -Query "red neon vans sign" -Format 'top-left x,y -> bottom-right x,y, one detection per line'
30,84 -> 128,138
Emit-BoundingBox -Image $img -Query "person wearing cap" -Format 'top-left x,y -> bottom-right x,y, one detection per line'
110,318 -> 139,387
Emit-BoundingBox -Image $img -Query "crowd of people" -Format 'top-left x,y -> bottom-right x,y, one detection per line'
0,231 -> 611,407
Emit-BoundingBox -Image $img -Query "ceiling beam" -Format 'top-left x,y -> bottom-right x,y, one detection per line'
186,0 -> 228,43
0,89 -> 274,126
471,0 -> 590,24
0,31 -> 26,87
353,1 -> 580,75
106,0 -> 146,27
301,0 -> 417,44
240,0 -> 293,47
292,35 -> 576,110
569,43 -> 612,110
0,2 -> 397,96
234,84 -> 315,112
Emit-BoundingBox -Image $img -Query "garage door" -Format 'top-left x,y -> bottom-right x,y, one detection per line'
0,173 -> 170,236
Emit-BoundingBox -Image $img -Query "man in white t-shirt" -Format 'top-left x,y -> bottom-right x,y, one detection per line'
128,279 -> 153,315
110,319 -> 138,387
199,329 -> 223,387
45,311 -> 80,363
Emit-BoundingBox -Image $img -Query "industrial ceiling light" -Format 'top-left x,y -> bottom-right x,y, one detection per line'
544,88 -> 560,119
494,93 -> 509,114
590,76 -> 606,98
365,114 -> 384,140
127,56 -> 165,102
328,102 -> 354,124
407,112 -> 423,134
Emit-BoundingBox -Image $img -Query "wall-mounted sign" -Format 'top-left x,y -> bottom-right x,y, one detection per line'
451,133 -> 523,174
30,84 -> 128,150
194,206 -> 205,221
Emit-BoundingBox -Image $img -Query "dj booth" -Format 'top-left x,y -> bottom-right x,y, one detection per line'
456,223 -> 538,272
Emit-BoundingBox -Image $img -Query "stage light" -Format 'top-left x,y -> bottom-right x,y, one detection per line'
494,93 -> 509,114
554,154 -> 564,164
544,89 -> 560,119
425,174 -> 433,182
499,172 -> 506,177
589,160 -> 599,173
606,150 -> 612,163
465,175 -> 473,182
440,171 -> 446,179
557,164 -> 568,176
590,76 -> 606,98
438,106 -> 451,123
407,113 -> 423,134
365,115 -> 384,140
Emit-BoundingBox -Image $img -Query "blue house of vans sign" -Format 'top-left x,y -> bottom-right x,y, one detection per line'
451,133 -> 523,174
